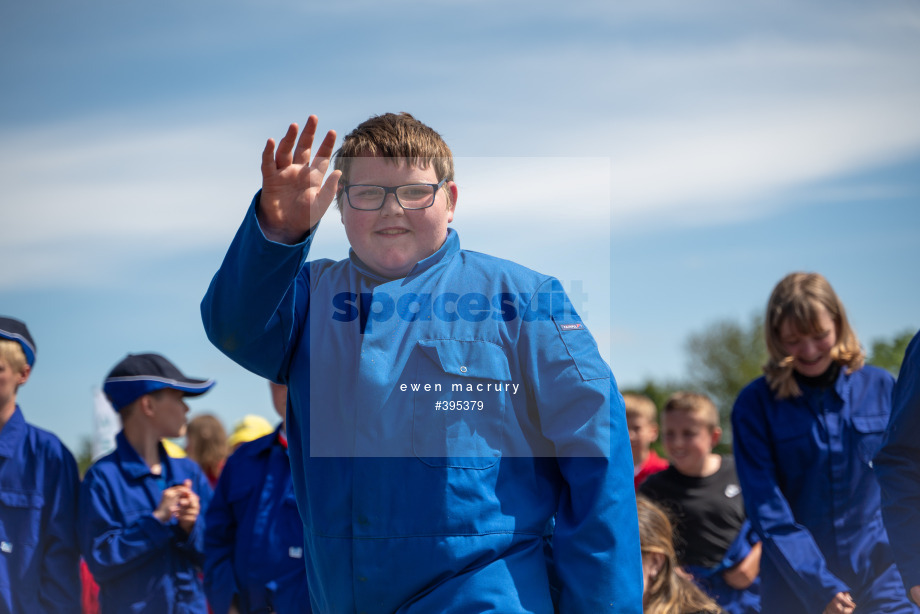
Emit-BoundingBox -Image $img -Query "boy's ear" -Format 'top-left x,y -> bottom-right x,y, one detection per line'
16,364 -> 31,388
138,394 -> 157,418
447,181 -> 459,219
710,426 -> 723,448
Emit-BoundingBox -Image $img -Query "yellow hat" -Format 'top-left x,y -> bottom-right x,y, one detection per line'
162,438 -> 188,458
227,414 -> 274,449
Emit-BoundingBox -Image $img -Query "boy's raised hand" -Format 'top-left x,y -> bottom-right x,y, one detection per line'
258,115 -> 342,245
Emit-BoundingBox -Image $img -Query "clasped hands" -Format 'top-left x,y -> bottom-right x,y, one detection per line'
153,479 -> 200,535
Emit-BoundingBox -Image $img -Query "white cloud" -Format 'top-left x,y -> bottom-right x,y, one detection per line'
4,0 -> 920,288
1,118 -> 258,246
606,95 -> 920,223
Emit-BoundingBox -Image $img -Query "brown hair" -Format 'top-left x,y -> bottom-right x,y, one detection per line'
333,112 -> 454,210
185,413 -> 228,479
662,391 -> 719,431
624,393 -> 658,423
638,496 -> 722,614
763,272 -> 864,399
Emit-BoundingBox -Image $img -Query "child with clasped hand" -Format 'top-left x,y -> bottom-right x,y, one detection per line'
732,272 -> 919,614
78,353 -> 215,614
202,113 -> 642,613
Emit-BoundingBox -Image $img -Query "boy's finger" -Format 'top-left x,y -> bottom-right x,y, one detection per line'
276,123 -> 299,168
293,115 -> 319,166
312,129 -> 338,171
260,139 -> 277,176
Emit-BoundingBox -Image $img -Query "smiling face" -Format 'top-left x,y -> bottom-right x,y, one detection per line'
341,157 -> 457,279
661,410 -> 720,477
778,303 -> 838,377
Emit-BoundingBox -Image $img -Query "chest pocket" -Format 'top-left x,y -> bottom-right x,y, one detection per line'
768,409 -> 820,476
0,490 -> 44,549
412,339 -> 511,469
852,414 -> 889,466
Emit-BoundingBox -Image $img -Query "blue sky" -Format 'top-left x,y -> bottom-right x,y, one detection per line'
3,0 -> 919,453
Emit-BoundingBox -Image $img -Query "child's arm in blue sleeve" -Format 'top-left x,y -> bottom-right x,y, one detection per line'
520,278 -> 642,613
875,330 -> 920,599
38,447 -> 82,613
204,463 -> 241,614
172,470 -> 212,567
201,192 -> 314,381
78,475 -> 175,584
720,520 -> 761,590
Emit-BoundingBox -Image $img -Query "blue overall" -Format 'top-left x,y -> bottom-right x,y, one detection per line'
201,196 -> 642,613
732,366 -> 918,613
78,431 -> 212,613
0,406 -> 80,614
204,428 -> 310,613
875,330 -> 920,599
685,520 -> 761,614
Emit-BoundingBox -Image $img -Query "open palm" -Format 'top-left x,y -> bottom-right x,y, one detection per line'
258,115 -> 341,244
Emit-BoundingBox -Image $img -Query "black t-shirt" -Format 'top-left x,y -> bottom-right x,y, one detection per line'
639,455 -> 746,568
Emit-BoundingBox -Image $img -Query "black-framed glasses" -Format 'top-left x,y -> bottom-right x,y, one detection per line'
342,178 -> 449,211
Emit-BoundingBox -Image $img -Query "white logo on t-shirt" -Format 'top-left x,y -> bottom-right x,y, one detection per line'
725,484 -> 741,498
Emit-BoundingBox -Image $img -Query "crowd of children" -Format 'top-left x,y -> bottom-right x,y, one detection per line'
638,392 -> 760,614
1,111 -> 919,614
0,323 -> 305,614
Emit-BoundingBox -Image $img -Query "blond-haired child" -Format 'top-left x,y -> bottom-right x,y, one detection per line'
0,316 -> 80,612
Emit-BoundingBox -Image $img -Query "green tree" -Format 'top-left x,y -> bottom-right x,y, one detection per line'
76,436 -> 94,478
867,329 -> 915,376
621,379 -> 684,415
683,313 -> 767,442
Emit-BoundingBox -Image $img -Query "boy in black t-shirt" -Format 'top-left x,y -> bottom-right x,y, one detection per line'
640,391 -> 761,614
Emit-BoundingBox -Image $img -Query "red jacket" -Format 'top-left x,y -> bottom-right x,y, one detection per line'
634,449 -> 668,490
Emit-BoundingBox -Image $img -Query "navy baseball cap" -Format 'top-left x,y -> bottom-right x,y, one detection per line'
104,353 -> 215,411
0,316 -> 36,368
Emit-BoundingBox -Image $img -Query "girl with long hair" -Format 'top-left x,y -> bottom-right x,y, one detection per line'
638,496 -> 722,614
732,272 -> 917,614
